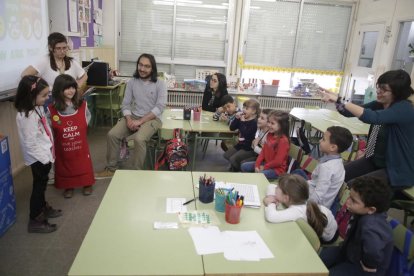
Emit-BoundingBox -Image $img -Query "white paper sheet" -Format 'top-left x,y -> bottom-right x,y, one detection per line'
188,227 -> 274,261
222,231 -> 274,261
188,226 -> 224,255
166,198 -> 187,213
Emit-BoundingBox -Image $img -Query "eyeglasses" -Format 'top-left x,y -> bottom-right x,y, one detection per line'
54,46 -> 68,52
210,78 -> 218,83
376,84 -> 392,94
138,63 -> 151,69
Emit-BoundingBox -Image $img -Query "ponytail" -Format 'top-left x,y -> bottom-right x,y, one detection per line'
306,201 -> 328,238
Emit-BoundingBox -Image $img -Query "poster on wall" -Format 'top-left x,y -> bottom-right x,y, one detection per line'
68,0 -> 78,32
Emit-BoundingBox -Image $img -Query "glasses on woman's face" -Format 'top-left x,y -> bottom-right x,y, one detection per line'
376,84 -> 392,94
210,78 -> 218,83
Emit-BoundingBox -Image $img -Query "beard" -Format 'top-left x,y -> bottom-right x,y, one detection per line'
139,70 -> 151,79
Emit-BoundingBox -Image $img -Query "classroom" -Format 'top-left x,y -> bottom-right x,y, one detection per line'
0,0 -> 414,275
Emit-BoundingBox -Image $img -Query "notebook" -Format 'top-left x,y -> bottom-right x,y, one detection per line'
215,182 -> 261,208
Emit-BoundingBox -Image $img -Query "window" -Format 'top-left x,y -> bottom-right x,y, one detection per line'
119,0 -> 232,81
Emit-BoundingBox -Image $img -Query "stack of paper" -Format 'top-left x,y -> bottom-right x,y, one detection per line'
215,182 -> 261,208
188,226 -> 274,261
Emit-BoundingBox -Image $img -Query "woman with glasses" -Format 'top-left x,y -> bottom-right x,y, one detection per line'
321,69 -> 414,191
21,32 -> 87,93
202,73 -> 228,112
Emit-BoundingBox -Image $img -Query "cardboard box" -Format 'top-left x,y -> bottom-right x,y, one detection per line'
261,85 -> 279,97
0,136 -> 16,237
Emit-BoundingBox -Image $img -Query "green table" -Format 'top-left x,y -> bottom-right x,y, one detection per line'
68,171 -> 203,276
69,171 -> 328,275
290,107 -> 369,135
192,172 -> 328,276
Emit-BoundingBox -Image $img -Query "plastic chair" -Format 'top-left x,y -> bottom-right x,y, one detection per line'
341,139 -> 359,163
303,122 -> 322,156
93,82 -> 126,126
287,143 -> 303,173
387,218 -> 414,275
296,218 -> 321,252
299,154 -> 318,174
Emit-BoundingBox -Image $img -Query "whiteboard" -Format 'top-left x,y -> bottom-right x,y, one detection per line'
0,0 -> 49,99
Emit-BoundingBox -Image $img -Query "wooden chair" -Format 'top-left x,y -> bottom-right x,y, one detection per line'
296,218 -> 321,252
287,143 -> 303,173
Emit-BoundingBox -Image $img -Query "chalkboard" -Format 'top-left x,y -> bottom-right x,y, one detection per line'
0,0 -> 49,100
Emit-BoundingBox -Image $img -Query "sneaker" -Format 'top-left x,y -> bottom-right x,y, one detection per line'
83,186 -> 93,196
63,189 -> 74,199
43,203 -> 63,218
28,213 -> 57,233
95,168 -> 115,179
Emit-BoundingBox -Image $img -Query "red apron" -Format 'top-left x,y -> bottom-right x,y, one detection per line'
49,102 -> 95,189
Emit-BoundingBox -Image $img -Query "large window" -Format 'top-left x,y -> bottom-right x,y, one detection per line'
119,0 -> 232,81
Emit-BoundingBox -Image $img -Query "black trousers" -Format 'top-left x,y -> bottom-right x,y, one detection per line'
30,161 -> 51,219
344,157 -> 388,185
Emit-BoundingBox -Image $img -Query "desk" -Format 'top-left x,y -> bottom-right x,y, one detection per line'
189,111 -> 237,170
160,109 -> 192,139
403,187 -> 414,200
89,82 -> 123,126
68,171 -> 204,276
69,171 -> 328,275
192,172 -> 328,276
290,108 -> 369,135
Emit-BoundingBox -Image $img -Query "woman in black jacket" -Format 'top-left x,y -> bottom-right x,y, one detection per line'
202,73 -> 228,112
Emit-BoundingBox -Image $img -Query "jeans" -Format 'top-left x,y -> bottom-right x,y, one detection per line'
240,161 -> 278,180
30,161 -> 52,219
291,169 -> 309,180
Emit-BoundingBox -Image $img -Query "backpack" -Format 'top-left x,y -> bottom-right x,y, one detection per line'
155,128 -> 188,170
295,120 -> 311,154
335,203 -> 352,239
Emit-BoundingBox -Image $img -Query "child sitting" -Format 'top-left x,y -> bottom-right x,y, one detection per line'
223,98 -> 260,171
263,174 -> 338,243
212,94 -> 239,124
240,108 -> 272,164
241,110 -> 290,180
293,126 -> 353,209
320,176 -> 393,276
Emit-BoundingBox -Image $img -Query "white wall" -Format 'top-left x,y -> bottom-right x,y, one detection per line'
344,0 -> 414,91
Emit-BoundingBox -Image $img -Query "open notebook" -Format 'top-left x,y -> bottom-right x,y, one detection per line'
215,182 -> 261,208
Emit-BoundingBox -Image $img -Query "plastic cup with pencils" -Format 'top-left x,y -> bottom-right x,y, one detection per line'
193,106 -> 201,121
225,192 -> 243,224
198,175 -> 215,203
214,188 -> 228,212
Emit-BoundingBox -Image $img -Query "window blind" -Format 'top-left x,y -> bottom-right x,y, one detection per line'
244,0 -> 353,71
295,2 -> 352,70
245,0 -> 301,67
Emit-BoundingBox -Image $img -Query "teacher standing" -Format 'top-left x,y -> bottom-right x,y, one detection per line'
21,32 -> 87,93
321,69 -> 414,189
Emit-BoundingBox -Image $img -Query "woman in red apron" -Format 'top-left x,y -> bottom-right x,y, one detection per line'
48,74 -> 95,198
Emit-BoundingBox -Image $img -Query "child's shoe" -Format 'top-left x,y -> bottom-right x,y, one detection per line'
28,213 -> 57,233
83,186 -> 93,196
63,189 -> 74,198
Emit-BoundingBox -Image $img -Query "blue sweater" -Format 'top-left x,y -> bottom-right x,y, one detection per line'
340,100 -> 414,187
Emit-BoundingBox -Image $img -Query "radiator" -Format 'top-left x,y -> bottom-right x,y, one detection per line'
167,90 -> 325,111
258,96 -> 325,111
168,91 -> 203,107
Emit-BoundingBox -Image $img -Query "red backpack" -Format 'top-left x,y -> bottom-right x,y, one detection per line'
155,128 -> 188,170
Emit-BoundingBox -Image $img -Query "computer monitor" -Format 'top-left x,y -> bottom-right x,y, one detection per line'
82,61 -> 109,86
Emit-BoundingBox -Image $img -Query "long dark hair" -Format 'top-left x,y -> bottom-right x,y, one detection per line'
14,76 -> 49,117
377,69 -> 414,102
133,53 -> 158,82
278,175 -> 328,238
48,32 -> 73,72
268,110 -> 290,138
52,74 -> 82,111
212,73 -> 228,97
